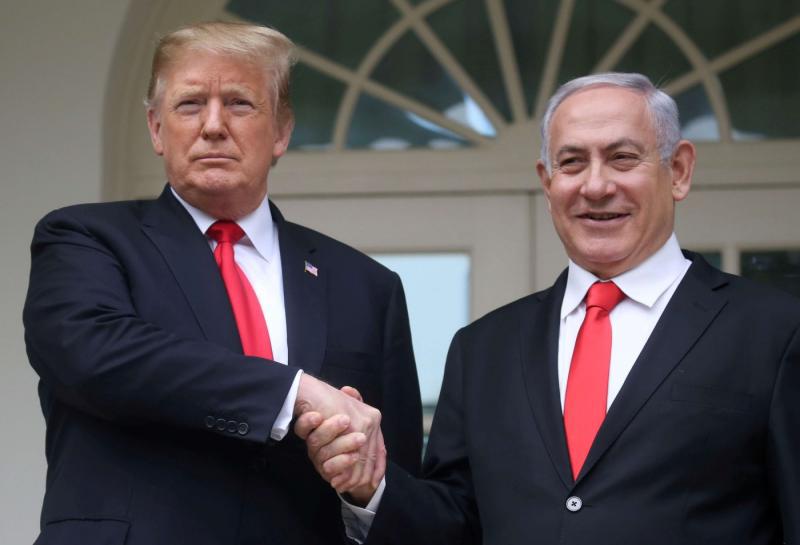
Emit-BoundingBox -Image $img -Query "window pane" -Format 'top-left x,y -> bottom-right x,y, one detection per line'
371,31 -> 495,137
556,0 -> 632,85
289,63 -> 346,150
371,253 -> 471,432
664,0 -> 800,60
348,94 -> 468,150
614,23 -> 692,86
741,250 -> 800,297
721,34 -> 800,140
675,85 -> 720,142
505,0 -> 561,115
428,0 -> 512,122
226,0 -> 397,69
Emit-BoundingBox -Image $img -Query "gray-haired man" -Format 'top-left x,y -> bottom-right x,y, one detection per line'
299,72 -> 800,545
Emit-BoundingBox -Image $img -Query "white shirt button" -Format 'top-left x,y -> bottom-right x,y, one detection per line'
566,496 -> 583,512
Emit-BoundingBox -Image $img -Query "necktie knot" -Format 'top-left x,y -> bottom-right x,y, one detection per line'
207,220 -> 245,245
586,281 -> 625,312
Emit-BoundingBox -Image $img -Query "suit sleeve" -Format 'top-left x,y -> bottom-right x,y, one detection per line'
766,321 -> 800,542
366,329 -> 481,545
23,209 -> 297,443
377,274 -> 423,476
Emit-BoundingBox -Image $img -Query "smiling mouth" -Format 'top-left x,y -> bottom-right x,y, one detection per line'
578,212 -> 629,221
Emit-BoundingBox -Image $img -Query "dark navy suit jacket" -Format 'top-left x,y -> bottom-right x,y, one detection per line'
366,254 -> 800,545
24,186 -> 422,544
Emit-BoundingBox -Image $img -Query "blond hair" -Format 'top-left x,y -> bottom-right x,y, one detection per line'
145,21 -> 297,127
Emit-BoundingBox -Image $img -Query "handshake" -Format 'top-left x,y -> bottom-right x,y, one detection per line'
294,374 -> 387,506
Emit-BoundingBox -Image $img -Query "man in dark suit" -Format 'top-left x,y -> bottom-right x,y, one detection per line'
23,21 -> 421,544
298,72 -> 800,544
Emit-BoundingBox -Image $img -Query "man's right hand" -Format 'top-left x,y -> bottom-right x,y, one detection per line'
295,377 -> 386,502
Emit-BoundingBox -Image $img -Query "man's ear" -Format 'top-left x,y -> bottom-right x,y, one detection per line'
670,140 -> 695,202
147,108 -> 164,156
536,160 -> 553,211
271,117 -> 294,165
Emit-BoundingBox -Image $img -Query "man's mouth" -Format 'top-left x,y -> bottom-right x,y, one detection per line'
194,153 -> 236,161
578,212 -> 629,221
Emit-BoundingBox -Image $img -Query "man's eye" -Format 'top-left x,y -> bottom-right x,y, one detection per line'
557,158 -> 584,172
611,154 -> 641,168
229,98 -> 254,109
175,100 -> 202,112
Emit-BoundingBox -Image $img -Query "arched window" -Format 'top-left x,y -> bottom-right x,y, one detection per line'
106,0 -> 800,428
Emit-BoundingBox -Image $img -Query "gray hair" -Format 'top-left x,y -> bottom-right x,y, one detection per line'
144,21 -> 297,128
539,72 -> 680,173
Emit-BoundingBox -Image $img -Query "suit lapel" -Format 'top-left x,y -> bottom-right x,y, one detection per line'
141,186 -> 242,353
577,254 -> 729,482
272,203 -> 327,376
520,270 -> 574,489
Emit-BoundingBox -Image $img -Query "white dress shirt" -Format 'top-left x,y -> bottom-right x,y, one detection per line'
343,234 -> 692,541
172,188 -> 301,440
559,233 -> 691,410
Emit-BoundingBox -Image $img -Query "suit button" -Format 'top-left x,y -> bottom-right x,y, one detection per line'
216,418 -> 227,431
226,420 -> 238,433
205,416 -> 215,429
237,422 -> 249,436
566,496 -> 583,512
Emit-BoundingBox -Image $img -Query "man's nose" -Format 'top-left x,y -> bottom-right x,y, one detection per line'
201,100 -> 228,140
580,160 -> 616,200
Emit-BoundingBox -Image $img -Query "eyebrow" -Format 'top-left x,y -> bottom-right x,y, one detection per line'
554,138 -> 646,159
169,83 -> 258,98
168,86 -> 205,101
604,138 -> 646,154
554,145 -> 586,159
221,83 -> 258,96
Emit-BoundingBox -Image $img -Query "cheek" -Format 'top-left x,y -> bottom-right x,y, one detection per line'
548,187 -> 576,218
645,184 -> 674,215
246,145 -> 272,169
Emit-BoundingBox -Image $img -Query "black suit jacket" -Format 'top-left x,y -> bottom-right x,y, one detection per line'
23,187 -> 422,545
367,253 -> 800,545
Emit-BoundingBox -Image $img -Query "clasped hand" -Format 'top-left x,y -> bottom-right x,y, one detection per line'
295,375 -> 386,505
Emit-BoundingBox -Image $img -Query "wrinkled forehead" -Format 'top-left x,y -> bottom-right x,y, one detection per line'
162,47 -> 267,80
152,47 -> 272,104
554,86 -> 647,120
550,87 -> 656,144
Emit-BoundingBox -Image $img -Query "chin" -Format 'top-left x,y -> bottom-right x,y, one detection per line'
573,247 -> 632,276
193,176 -> 244,194
577,240 -> 626,261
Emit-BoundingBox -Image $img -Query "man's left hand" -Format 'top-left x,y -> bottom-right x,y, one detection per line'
295,386 -> 385,506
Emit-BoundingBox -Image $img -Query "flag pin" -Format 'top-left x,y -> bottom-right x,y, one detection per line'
304,260 -> 318,277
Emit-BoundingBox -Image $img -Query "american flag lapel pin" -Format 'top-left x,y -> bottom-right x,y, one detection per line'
304,260 -> 318,277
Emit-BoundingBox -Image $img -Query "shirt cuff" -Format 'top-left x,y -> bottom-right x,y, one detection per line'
270,370 -> 303,441
340,478 -> 386,543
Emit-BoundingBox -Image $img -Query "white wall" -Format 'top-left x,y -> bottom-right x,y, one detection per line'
0,1 -> 129,542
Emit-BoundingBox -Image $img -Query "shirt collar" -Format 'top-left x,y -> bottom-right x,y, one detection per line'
561,233 -> 689,318
170,186 -> 276,262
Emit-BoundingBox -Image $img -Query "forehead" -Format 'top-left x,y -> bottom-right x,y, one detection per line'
549,86 -> 655,147
160,49 -> 269,93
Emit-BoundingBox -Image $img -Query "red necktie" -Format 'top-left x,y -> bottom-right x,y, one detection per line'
564,281 -> 625,480
207,221 -> 273,360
